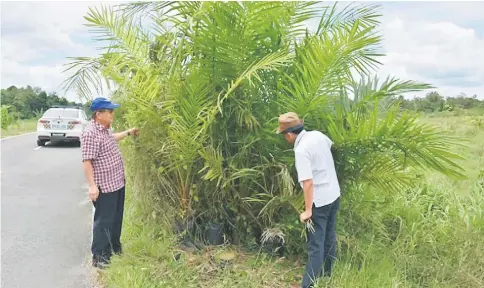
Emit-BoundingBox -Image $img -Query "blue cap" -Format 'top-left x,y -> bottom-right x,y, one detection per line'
89,97 -> 120,111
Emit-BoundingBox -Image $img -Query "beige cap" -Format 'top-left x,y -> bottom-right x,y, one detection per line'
276,112 -> 303,134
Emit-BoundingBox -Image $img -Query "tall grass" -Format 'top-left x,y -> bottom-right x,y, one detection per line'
1,119 -> 37,138
99,114 -> 484,288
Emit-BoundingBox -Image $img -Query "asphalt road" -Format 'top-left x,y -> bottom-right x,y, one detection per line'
1,133 -> 96,288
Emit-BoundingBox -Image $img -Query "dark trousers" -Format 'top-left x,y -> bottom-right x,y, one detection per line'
302,197 -> 340,288
91,186 -> 125,260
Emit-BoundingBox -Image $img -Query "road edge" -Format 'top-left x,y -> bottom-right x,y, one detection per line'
0,132 -> 36,141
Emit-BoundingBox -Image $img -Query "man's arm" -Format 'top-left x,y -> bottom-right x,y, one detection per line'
83,160 -> 100,201
83,160 -> 96,187
295,149 -> 314,222
113,130 -> 130,142
302,179 -> 314,213
81,132 -> 101,200
113,128 -> 139,142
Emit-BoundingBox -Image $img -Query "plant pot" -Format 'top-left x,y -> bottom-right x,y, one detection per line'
261,236 -> 285,257
173,217 -> 195,236
204,222 -> 224,245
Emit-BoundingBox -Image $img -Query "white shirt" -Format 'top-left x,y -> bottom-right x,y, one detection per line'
294,130 -> 341,207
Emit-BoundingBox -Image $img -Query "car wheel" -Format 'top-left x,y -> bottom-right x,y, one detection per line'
37,140 -> 46,146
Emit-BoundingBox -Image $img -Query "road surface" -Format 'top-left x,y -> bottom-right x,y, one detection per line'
1,134 -> 96,288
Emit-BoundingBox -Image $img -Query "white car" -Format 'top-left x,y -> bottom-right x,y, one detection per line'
36,106 -> 89,146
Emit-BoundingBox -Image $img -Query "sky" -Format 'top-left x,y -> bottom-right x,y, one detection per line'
1,1 -> 484,103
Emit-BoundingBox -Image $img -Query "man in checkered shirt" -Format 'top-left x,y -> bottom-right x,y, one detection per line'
81,97 -> 139,268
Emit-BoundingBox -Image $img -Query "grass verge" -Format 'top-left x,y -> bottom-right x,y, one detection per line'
99,114 -> 484,288
1,119 -> 37,138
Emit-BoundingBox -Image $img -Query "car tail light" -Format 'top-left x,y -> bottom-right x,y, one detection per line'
39,119 -> 50,123
69,121 -> 81,124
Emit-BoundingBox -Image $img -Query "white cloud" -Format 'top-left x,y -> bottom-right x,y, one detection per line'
2,2 -> 94,33
1,1 -> 124,102
1,58 -> 65,92
1,38 -> 40,63
382,2 -> 484,26
377,16 -> 484,98
299,2 -> 484,99
1,2 -> 100,59
1,1 -> 483,102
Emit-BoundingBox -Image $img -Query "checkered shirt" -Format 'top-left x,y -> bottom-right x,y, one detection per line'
81,120 -> 125,193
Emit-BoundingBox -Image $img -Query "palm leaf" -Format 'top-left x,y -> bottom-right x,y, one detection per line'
317,2 -> 382,34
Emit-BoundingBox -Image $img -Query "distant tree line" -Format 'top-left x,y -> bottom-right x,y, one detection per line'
1,86 -> 482,122
398,92 -> 484,113
1,85 -> 87,119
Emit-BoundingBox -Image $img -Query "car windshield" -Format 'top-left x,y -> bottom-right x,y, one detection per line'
42,109 -> 79,118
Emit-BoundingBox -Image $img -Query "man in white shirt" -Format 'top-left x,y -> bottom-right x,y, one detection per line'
277,112 -> 341,288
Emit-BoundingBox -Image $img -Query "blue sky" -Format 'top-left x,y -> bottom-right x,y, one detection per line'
1,1 -> 484,102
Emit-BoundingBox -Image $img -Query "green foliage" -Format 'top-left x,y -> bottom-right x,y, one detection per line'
398,92 -> 483,113
1,105 -> 17,130
0,85 -> 82,119
65,1 -> 466,253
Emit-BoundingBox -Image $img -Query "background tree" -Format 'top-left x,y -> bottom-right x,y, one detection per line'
1,86 -> 83,119
1,105 -> 17,130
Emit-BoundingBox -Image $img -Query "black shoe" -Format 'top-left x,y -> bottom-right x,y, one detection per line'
92,255 -> 110,269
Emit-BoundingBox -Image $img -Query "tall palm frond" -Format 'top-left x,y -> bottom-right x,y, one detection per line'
342,74 -> 434,120
327,106 -> 466,192
277,17 -> 382,123
317,2 -> 382,34
62,5 -> 154,100
62,57 -> 104,100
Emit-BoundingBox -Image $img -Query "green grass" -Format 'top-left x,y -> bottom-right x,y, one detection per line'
99,114 -> 484,288
1,119 -> 37,138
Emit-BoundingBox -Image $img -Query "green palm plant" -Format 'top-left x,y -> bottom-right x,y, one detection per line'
63,1 -> 466,247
